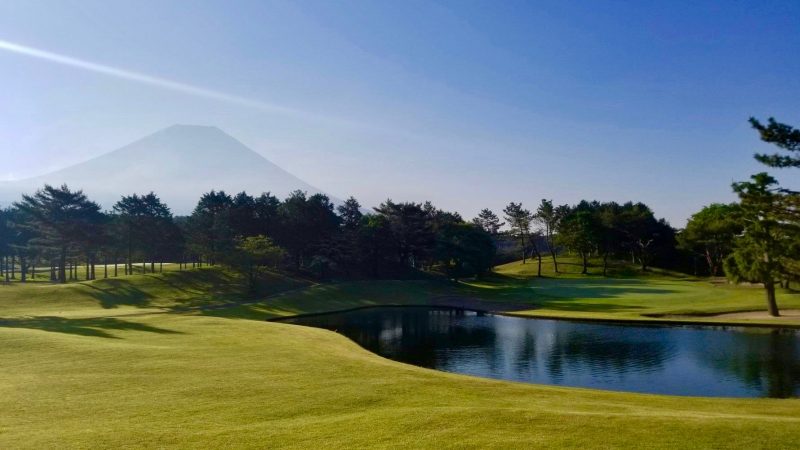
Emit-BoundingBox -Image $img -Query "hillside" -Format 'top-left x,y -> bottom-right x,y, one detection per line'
0,125 -> 333,213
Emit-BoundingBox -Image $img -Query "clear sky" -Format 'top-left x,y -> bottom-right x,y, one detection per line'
1,0 -> 798,226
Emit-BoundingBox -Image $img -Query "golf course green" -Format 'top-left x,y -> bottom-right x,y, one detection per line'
2,260 -> 799,448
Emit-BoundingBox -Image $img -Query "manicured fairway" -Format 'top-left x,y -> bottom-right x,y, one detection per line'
1,265 -> 800,448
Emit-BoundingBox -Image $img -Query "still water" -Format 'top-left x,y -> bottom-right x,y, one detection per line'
284,307 -> 800,398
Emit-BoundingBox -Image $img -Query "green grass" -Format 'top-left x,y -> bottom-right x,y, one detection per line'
0,262 -> 183,284
2,263 -> 800,448
454,257 -> 800,326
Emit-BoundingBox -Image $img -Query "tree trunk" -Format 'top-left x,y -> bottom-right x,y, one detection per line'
537,253 -> 542,277
704,248 -> 717,276
520,233 -> 527,264
20,256 -> 27,282
602,253 -> 608,277
59,248 -> 67,283
765,280 -> 780,317
551,250 -> 558,273
10,254 -> 15,279
581,252 -> 588,274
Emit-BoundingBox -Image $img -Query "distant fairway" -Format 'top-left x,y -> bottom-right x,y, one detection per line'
460,258 -> 800,326
1,263 -> 800,448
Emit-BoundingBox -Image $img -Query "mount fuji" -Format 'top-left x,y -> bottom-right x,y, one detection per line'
0,125 -> 333,214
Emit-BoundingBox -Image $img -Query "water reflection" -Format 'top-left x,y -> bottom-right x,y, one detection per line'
284,307 -> 800,398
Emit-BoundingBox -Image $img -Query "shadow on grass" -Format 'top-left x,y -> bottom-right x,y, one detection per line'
459,272 -> 680,311
77,269 -> 251,310
80,281 -> 155,309
0,316 -> 183,339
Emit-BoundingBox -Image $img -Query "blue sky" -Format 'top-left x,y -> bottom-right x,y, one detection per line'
0,0 -> 798,225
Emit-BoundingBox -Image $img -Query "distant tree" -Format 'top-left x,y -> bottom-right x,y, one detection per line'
357,213 -> 395,277
436,223 -> 496,280
594,202 -> 624,276
558,207 -> 599,274
338,197 -> 363,231
276,191 -> 339,270
535,199 -> 566,273
749,117 -> 800,168
471,208 -> 504,235
230,192 -> 259,238
374,200 -> 434,269
14,185 -> 102,283
678,203 -> 742,276
0,209 -> 11,282
618,202 -> 663,271
422,201 -> 462,269
186,190 -> 234,266
254,192 -> 280,237
228,235 -> 285,292
503,202 -> 533,266
724,173 -> 798,316
114,192 -> 174,274
333,197 -> 364,274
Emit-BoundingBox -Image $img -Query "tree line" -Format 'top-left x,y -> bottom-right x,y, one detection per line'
0,189 -> 502,285
499,199 -> 676,277
0,183 -> 682,286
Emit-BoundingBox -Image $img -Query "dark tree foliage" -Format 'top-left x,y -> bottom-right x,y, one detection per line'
338,197 -> 363,231
275,191 -> 339,270
332,197 -> 364,274
557,207 -> 599,274
749,117 -> 800,168
14,185 -> 103,283
113,192 -> 176,273
471,208 -> 504,235
226,235 -> 284,292
436,223 -> 496,280
357,213 -> 395,277
678,203 -> 742,277
503,202 -> 533,266
616,202 -> 671,271
187,190 -> 234,265
0,209 -> 12,281
254,192 -> 281,237
374,200 -> 435,269
230,191 -> 260,238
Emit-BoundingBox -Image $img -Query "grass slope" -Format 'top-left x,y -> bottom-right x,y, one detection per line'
1,264 -> 800,448
458,257 -> 800,326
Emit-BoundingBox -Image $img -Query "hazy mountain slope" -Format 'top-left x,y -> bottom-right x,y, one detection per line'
0,125 -> 332,214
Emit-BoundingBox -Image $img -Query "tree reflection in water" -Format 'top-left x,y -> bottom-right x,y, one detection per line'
285,307 -> 800,398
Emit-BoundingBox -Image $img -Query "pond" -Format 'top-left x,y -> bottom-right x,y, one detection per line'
283,306 -> 800,398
